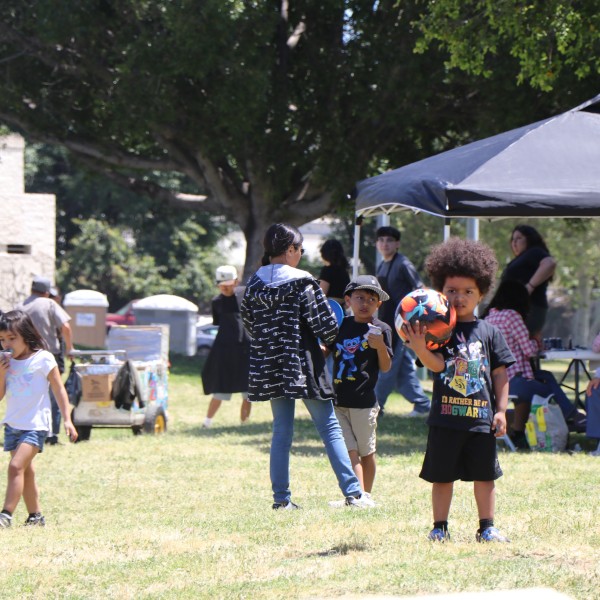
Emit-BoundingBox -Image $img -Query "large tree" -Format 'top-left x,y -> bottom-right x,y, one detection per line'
415,0 -> 600,91
1,1 -> 597,278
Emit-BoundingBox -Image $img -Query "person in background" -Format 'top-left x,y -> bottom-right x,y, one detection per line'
17,277 -> 74,446
0,310 -> 78,528
402,238 -> 514,543
202,265 -> 251,428
49,286 -> 66,375
501,225 -> 556,337
326,275 -> 392,502
318,239 -> 350,305
483,280 -> 576,449
241,223 -> 373,509
374,226 -> 430,417
585,331 -> 600,396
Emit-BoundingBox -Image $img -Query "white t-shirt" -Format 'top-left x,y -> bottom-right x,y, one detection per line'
2,350 -> 56,431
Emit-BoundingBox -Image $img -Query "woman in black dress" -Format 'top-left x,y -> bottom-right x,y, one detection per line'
202,266 -> 251,427
501,225 -> 556,337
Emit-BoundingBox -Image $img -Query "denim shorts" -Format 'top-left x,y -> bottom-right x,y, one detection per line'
3,425 -> 47,453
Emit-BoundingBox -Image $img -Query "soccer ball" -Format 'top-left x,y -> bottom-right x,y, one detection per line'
395,288 -> 456,350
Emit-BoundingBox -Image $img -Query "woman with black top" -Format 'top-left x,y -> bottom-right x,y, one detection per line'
318,239 -> 350,305
501,225 -> 556,337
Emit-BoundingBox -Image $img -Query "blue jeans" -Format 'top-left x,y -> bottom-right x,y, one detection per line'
375,339 -> 430,412
270,397 -> 362,504
509,370 -> 576,419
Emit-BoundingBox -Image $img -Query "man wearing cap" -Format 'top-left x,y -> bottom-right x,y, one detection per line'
16,276 -> 74,445
201,265 -> 251,427
374,226 -> 431,417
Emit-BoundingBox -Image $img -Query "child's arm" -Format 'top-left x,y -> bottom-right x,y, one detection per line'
491,365 -> 509,438
48,367 -> 78,442
366,330 -> 392,373
0,357 -> 7,400
400,320 -> 445,372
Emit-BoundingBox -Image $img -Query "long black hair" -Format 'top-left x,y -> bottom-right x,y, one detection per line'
512,225 -> 550,253
482,280 -> 530,321
261,223 -> 303,266
0,310 -> 47,352
320,239 -> 350,270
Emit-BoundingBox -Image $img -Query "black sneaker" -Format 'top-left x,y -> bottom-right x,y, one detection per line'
45,437 -> 62,446
272,501 -> 300,510
24,514 -> 46,527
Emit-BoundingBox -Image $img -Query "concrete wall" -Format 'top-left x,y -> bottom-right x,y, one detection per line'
0,134 -> 56,311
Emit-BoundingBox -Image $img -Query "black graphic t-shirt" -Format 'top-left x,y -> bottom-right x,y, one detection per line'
329,317 -> 393,409
427,319 -> 514,432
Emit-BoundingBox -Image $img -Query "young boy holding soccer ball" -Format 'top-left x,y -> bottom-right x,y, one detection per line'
401,238 -> 514,543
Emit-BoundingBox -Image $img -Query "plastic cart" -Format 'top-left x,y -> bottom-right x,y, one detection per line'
70,348 -> 168,440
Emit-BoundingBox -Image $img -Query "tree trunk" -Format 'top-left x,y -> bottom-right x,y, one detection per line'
242,223 -> 266,283
573,265 -> 592,347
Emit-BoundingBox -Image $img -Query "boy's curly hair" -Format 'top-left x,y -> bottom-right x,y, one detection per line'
425,237 -> 498,295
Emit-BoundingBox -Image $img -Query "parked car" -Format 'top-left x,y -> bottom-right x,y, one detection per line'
197,323 -> 218,354
106,300 -> 139,331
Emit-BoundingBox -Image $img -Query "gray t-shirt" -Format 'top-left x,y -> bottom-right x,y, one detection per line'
18,296 -> 71,354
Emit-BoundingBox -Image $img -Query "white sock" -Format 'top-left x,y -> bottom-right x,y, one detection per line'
203,417 -> 212,428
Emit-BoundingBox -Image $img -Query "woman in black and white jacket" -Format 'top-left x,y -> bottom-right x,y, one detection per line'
241,223 -> 372,510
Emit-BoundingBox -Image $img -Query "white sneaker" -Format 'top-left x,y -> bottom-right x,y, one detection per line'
406,409 -> 429,418
345,493 -> 376,508
0,512 -> 12,528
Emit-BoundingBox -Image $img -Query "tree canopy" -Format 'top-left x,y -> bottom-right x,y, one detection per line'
1,1 -> 599,280
415,0 -> 600,91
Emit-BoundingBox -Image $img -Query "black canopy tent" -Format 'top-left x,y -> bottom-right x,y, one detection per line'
351,93 -> 600,275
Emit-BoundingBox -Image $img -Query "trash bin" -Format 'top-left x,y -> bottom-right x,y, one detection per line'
63,289 -> 109,349
133,294 -> 198,356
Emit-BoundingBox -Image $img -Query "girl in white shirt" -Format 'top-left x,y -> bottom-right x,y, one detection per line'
0,310 -> 78,527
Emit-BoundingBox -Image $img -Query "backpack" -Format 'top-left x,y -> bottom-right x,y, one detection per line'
64,360 -> 82,407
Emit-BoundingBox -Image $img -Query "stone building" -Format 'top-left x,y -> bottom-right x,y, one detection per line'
0,134 -> 56,311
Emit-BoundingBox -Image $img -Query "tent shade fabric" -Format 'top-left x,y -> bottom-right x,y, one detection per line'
355,93 -> 600,220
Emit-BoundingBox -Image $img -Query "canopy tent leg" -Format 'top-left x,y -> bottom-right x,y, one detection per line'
444,218 -> 451,240
352,214 -> 363,279
466,218 -> 479,241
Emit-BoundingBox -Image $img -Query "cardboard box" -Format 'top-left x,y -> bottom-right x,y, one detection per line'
81,374 -> 116,402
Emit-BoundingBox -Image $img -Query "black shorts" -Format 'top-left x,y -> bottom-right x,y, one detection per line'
419,426 -> 503,483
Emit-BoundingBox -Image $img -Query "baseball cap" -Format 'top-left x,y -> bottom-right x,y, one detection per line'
376,226 -> 400,241
216,265 -> 238,284
31,276 -> 52,294
344,275 -> 390,301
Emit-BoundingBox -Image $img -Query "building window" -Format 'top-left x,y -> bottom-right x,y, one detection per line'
2,244 -> 32,254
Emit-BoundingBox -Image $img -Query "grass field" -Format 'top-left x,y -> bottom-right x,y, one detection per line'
0,355 -> 598,599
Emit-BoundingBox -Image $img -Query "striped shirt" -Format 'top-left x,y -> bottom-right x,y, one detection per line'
485,308 -> 538,380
